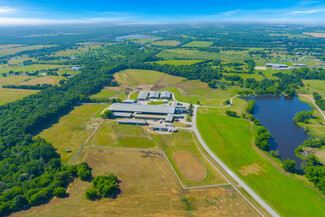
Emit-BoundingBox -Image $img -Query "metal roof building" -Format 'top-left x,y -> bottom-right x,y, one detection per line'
150,125 -> 168,131
149,91 -> 160,99
137,91 -> 149,100
117,119 -> 147,125
113,112 -> 133,118
108,103 -> 176,115
266,63 -> 287,68
160,91 -> 172,99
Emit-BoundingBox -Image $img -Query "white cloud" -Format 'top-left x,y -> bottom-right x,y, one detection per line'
292,9 -> 325,14
222,10 -> 241,16
0,7 -> 17,14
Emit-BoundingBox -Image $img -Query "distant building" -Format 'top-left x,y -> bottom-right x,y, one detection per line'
150,125 -> 168,131
266,63 -> 287,69
137,91 -> 149,100
293,63 -> 306,67
175,106 -> 187,114
71,66 -> 83,71
113,112 -> 133,118
149,91 -> 160,99
117,119 -> 147,125
122,99 -> 137,104
160,91 -> 172,99
108,103 -> 176,115
165,114 -> 173,122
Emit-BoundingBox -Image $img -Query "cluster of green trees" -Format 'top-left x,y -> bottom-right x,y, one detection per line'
294,137 -> 325,193
85,175 -> 119,200
102,110 -> 115,119
246,100 -> 255,114
2,84 -> 53,90
294,111 -> 314,123
255,126 -> 271,151
0,43 -> 150,215
225,110 -> 237,117
313,92 -> 325,110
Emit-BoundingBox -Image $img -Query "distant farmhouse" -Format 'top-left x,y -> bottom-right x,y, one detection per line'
293,63 -> 307,67
266,63 -> 287,69
71,66 -> 83,71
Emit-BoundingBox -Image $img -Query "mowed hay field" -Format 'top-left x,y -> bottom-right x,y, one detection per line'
39,104 -> 104,163
303,32 -> 325,38
0,75 -> 39,105
197,106 -> 325,217
14,148 -> 261,217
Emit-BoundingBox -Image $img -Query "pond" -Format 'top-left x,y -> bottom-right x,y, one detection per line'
243,96 -> 313,166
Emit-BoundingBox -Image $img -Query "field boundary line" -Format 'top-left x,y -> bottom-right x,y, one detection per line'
84,145 -> 163,153
90,104 -> 108,119
183,183 -> 231,190
66,119 -> 105,165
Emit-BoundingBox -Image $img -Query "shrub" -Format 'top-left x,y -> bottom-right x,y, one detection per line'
53,187 -> 66,198
225,110 -> 237,117
282,159 -> 297,173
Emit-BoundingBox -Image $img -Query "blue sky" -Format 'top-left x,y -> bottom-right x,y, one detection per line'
0,0 -> 324,25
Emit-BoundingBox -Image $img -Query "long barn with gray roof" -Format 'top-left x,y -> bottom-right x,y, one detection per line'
108,103 -> 176,115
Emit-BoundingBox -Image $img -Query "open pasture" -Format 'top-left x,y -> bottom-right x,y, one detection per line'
157,49 -> 246,61
0,64 -> 66,74
0,75 -> 39,105
14,148 -> 261,217
152,40 -> 181,46
39,103 -> 103,163
149,59 -> 204,65
182,41 -> 213,47
303,79 -> 325,96
0,45 -> 54,57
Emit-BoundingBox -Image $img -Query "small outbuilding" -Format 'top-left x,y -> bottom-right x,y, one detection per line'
117,119 -> 147,125
149,91 -> 160,99
137,91 -> 149,100
160,91 -> 172,99
150,125 -> 168,131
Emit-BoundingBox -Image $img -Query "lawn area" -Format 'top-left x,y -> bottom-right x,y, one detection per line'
182,41 -> 213,47
152,130 -> 227,187
148,59 -> 204,65
129,91 -> 138,100
197,106 -> 325,217
0,75 -> 39,105
39,104 -> 104,163
152,40 -> 180,46
13,148 -> 261,217
90,88 -> 123,99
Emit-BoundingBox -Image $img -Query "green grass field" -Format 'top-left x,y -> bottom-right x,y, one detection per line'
197,106 -> 325,217
152,40 -> 180,46
157,49 -> 246,61
90,89 -> 123,99
39,104 -> 104,163
182,41 -> 213,47
115,69 -> 165,87
303,79 -> 325,96
0,64 -> 68,74
147,101 -> 166,105
148,59 -> 204,65
129,92 -> 139,100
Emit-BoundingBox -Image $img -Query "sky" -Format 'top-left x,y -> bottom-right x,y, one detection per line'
0,0 -> 325,25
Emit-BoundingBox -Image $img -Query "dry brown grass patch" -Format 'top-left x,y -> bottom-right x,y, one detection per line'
173,151 -> 207,181
239,163 -> 265,176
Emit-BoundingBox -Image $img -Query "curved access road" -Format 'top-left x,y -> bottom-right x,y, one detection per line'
192,105 -> 280,217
